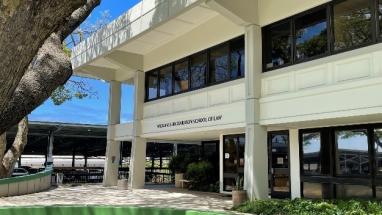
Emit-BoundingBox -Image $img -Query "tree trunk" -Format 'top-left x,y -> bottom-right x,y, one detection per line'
0,0 -> 87,114
0,117 -> 28,178
0,0 -> 101,134
0,133 -> 6,177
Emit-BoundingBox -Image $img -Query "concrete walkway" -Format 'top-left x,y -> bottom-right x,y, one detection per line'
0,184 -> 233,213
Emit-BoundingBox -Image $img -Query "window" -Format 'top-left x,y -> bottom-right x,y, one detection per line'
300,125 -> 382,199
295,7 -> 328,61
262,1 -> 382,72
230,37 -> 245,78
335,129 -> 369,175
302,132 -> 323,175
263,20 -> 292,70
174,60 -> 189,93
303,183 -> 324,199
375,129 -> 382,175
336,184 -> 373,199
209,44 -> 230,83
146,71 -> 158,100
333,0 -> 372,51
190,52 -> 207,89
145,36 -> 244,102
159,66 -> 173,97
223,134 -> 245,191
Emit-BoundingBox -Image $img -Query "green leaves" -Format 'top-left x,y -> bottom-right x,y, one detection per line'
50,79 -> 96,106
233,199 -> 382,215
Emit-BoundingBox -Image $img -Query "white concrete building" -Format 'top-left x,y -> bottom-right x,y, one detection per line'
71,0 -> 382,200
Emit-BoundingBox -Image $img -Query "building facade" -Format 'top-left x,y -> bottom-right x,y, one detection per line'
71,0 -> 382,200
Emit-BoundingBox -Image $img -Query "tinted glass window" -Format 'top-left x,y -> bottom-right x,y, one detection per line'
224,136 -> 238,173
375,129 -> 382,175
295,8 -> 328,60
230,37 -> 245,78
238,135 -> 245,168
335,129 -> 369,175
146,71 -> 158,100
302,132 -> 321,175
210,44 -> 230,83
159,66 -> 172,97
264,20 -> 292,70
333,0 -> 372,51
174,60 -> 189,93
336,184 -> 373,199
190,52 -> 207,89
303,182 -> 323,199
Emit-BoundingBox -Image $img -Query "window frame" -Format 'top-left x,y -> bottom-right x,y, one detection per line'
299,129 -> 325,177
157,63 -> 174,98
145,70 -> 159,101
172,57 -> 190,95
263,0 -> 381,73
145,35 -> 245,102
299,123 -> 382,199
209,42 -> 231,84
262,18 -> 294,72
330,0 -> 376,54
293,4 -> 331,63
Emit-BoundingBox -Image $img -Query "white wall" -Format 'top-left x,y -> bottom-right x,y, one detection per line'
260,43 -> 382,126
258,0 -> 331,26
142,79 -> 246,137
144,14 -> 244,71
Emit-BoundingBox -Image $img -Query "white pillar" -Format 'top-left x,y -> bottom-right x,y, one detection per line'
103,81 -> 121,186
128,71 -> 147,189
244,24 -> 268,200
289,129 -> 301,199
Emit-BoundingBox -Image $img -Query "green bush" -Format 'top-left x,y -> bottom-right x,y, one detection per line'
185,161 -> 215,191
233,199 -> 382,215
168,154 -> 195,173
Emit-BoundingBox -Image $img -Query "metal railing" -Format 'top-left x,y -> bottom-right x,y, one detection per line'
54,167 -> 173,184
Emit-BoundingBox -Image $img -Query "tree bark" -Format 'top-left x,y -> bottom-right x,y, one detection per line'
0,117 -> 28,178
0,133 -> 6,176
0,0 -> 100,134
0,0 -> 87,114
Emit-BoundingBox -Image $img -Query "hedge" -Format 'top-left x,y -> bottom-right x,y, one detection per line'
233,199 -> 382,215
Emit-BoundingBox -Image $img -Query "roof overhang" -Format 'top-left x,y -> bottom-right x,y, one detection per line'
71,0 -> 218,82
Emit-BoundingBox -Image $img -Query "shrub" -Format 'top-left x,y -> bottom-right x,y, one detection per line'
168,154 -> 195,173
233,199 -> 382,215
185,161 -> 214,191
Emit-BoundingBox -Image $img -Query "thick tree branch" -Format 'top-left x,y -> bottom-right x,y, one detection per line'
0,0 -> 86,113
0,0 -> 100,134
1,117 -> 28,178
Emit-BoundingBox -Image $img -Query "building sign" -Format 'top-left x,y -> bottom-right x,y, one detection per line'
156,115 -> 223,129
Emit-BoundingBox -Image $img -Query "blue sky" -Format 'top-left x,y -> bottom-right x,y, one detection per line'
29,0 -> 141,125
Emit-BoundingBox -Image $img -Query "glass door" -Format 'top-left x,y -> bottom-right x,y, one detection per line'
268,131 -> 290,198
223,134 -> 245,192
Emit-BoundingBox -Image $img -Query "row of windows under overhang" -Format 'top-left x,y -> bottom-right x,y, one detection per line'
144,0 -> 382,102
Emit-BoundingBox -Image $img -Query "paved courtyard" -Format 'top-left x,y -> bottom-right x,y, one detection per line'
0,184 -> 233,213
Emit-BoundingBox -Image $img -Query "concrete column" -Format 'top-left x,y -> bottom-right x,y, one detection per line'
128,137 -> 147,188
128,71 -> 147,189
103,81 -> 121,186
46,131 -> 54,166
244,24 -> 268,200
289,129 -> 301,199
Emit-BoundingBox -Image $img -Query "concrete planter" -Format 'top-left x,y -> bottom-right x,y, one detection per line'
117,179 -> 128,190
174,173 -> 184,188
232,190 -> 247,207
